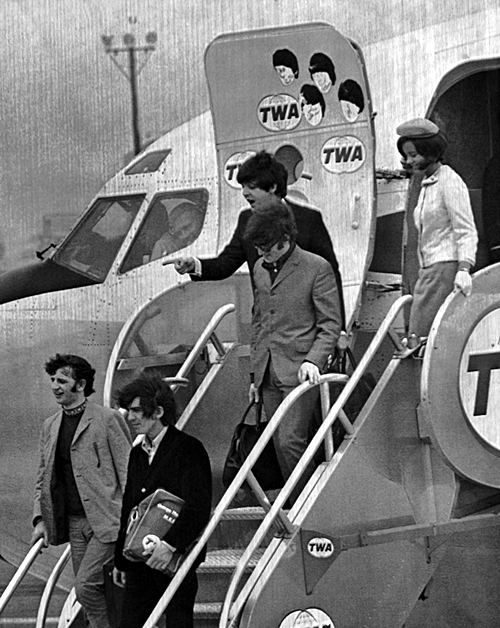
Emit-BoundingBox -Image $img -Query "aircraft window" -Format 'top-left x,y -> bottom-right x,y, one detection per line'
125,150 -> 172,175
120,189 -> 208,273
53,195 -> 144,281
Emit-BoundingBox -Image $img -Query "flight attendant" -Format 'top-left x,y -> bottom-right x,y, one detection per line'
396,118 -> 478,353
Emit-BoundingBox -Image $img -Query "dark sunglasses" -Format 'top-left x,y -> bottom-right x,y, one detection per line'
254,241 -> 279,254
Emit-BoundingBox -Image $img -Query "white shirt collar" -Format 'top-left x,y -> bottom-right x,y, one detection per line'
136,425 -> 168,463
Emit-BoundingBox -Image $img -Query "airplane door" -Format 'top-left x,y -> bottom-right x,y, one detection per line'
205,22 -> 376,328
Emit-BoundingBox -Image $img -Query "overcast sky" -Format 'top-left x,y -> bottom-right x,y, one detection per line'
1,0 -> 215,268
0,0 -> 483,269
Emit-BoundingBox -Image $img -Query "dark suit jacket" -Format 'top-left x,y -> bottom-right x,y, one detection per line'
114,425 -> 212,572
194,199 -> 346,327
251,246 -> 342,388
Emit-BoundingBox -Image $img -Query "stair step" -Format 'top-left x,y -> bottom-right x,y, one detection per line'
211,505 -> 290,550
201,548 -> 264,573
220,507 -> 266,521
0,619 -> 58,627
197,548 -> 264,604
195,602 -> 222,618
194,602 -> 221,628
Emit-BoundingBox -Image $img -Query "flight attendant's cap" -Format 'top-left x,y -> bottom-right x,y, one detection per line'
396,118 -> 440,138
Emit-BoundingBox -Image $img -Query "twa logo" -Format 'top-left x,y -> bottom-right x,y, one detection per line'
321,136 -> 365,173
258,94 -> 301,132
224,151 -> 256,188
459,307 -> 500,450
279,608 -> 334,628
307,537 -> 335,558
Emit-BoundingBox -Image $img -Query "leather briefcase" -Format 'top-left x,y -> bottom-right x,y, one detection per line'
222,400 -> 283,491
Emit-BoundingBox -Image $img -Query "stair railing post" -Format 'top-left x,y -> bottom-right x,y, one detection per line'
209,331 -> 227,359
245,471 -> 295,537
0,539 -> 44,615
36,545 -> 72,628
320,381 -> 334,461
220,294 -> 414,627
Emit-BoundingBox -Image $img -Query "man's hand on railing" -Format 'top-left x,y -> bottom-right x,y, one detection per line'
30,520 -> 49,548
298,361 -> 320,385
248,383 -> 260,404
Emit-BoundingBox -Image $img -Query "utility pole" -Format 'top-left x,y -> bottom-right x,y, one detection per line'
101,29 -> 157,156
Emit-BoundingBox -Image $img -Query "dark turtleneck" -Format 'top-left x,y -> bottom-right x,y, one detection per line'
55,400 -> 87,517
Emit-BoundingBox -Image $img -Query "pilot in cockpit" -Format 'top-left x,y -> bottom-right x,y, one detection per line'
150,201 -> 204,261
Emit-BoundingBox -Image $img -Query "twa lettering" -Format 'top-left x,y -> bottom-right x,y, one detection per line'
258,94 -> 301,132
323,143 -> 364,164
322,136 -> 365,174
467,351 -> 500,416
224,151 -> 256,188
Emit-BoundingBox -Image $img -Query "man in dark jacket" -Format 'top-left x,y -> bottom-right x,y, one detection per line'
113,372 -> 212,628
171,150 -> 345,327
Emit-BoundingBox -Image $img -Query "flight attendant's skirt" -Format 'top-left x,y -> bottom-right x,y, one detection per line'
409,260 -> 458,338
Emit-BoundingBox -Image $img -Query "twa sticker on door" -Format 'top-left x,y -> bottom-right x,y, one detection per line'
223,151 -> 256,188
321,136 -> 365,173
258,94 -> 301,132
459,306 -> 500,450
279,608 -> 335,628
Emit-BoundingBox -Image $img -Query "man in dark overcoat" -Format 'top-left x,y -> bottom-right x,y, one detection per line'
113,372 -> 212,628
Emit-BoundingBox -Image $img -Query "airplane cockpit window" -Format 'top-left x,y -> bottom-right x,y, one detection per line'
120,189 -> 208,273
53,195 -> 145,282
125,150 -> 172,175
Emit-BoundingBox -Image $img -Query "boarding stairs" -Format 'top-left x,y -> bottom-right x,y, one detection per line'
4,286 -> 500,627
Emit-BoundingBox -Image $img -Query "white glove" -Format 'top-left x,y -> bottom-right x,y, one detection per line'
454,270 -> 472,297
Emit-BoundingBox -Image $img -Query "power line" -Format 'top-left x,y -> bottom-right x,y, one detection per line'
101,29 -> 157,156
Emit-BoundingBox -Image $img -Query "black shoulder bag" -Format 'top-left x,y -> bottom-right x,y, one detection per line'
222,399 -> 284,491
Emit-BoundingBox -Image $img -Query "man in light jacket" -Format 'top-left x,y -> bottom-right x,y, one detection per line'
31,354 -> 132,628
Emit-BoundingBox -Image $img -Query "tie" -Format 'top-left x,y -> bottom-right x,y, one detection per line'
141,436 -> 154,459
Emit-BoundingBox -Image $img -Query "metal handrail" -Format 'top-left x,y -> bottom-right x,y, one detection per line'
2,304 -> 236,624
142,372 -> 350,628
173,303 -> 237,431
2,306 -> 238,622
170,303 -> 235,392
103,303 -> 235,405
145,293 -> 412,628
0,539 -> 44,615
220,293 -> 412,627
35,546 -> 71,628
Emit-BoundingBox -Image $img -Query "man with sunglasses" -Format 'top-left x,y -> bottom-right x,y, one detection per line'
244,202 -> 342,503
